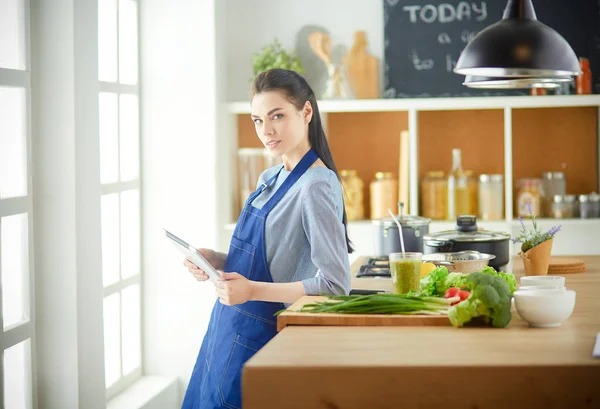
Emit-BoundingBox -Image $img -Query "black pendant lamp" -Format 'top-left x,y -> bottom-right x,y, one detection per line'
454,0 -> 581,78
463,75 -> 573,89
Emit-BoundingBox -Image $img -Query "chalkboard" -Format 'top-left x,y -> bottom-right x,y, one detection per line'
383,0 -> 600,98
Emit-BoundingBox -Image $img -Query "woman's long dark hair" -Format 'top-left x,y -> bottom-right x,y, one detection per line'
252,68 -> 354,253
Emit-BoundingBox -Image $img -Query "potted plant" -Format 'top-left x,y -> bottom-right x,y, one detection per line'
251,38 -> 304,78
513,203 -> 561,276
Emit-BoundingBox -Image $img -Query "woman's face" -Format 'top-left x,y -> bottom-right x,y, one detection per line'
251,90 -> 311,159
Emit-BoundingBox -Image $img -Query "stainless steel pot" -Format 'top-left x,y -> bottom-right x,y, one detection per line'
372,215 -> 431,257
422,215 -> 510,271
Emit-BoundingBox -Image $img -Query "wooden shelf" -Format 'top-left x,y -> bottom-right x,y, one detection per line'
512,107 -> 598,197
228,95 -> 600,114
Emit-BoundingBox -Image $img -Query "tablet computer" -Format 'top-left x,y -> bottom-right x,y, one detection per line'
163,228 -> 222,283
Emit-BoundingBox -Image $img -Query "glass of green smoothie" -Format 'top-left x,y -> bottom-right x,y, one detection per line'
389,252 -> 422,294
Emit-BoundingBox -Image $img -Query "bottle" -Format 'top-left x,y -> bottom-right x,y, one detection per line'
447,149 -> 469,219
576,57 -> 592,95
370,172 -> 398,220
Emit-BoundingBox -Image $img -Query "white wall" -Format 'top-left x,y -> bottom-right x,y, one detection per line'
31,0 -> 106,408
140,0 -> 227,404
225,0 -> 384,101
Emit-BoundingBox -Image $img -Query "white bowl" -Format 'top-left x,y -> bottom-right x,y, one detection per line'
518,285 -> 566,291
520,275 -> 565,288
513,289 -> 576,328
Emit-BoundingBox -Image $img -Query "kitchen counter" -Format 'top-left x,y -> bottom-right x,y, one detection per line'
242,256 -> 600,409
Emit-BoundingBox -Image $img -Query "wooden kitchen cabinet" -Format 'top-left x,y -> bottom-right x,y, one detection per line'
229,95 -> 600,222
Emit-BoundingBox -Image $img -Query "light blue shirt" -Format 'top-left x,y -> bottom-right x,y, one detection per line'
251,165 -> 351,297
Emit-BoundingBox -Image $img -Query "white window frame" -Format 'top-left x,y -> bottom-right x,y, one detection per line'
0,0 -> 37,408
99,0 -> 143,400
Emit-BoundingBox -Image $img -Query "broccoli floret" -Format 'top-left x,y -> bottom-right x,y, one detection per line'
448,272 -> 512,328
480,265 -> 517,294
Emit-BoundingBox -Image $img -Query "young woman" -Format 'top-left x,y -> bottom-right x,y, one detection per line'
181,68 -> 352,409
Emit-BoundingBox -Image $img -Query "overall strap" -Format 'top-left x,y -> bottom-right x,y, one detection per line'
261,149 -> 319,214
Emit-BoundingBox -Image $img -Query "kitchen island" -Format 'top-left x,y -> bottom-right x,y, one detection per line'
242,256 -> 600,409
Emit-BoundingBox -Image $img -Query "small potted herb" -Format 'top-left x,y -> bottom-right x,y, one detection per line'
251,38 -> 304,78
513,203 -> 561,276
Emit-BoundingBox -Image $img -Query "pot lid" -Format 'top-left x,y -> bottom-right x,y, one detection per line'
372,215 -> 431,228
423,229 -> 510,243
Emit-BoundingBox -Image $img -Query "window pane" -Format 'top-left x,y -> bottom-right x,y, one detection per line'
103,293 -> 121,388
98,0 -> 118,82
0,86 -> 27,199
119,94 -> 139,181
99,92 -> 119,184
118,0 -> 138,85
0,0 -> 26,70
4,339 -> 32,409
101,194 -> 120,287
121,284 -> 140,375
1,213 -> 29,330
120,189 -> 139,279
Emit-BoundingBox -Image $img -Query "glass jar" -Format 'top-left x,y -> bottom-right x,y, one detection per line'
340,170 -> 364,221
516,178 -> 543,217
552,194 -> 577,218
370,172 -> 398,220
478,174 -> 504,221
579,193 -> 600,219
541,172 -> 566,217
421,171 -> 447,220
464,170 -> 478,216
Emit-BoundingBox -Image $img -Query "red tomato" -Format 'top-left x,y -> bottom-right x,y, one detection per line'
444,287 -> 460,299
458,290 -> 471,301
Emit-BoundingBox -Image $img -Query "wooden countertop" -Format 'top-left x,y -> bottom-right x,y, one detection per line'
243,256 -> 600,409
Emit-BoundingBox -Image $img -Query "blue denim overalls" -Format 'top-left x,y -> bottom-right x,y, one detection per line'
181,149 -> 319,409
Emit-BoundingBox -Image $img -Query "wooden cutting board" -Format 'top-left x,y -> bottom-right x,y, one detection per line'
547,257 -> 586,274
342,30 -> 378,99
277,296 -> 450,331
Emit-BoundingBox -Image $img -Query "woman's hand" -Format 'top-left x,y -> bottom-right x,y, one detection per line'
183,248 -> 219,281
215,272 -> 254,306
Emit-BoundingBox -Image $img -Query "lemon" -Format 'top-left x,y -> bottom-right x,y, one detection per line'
421,262 -> 436,277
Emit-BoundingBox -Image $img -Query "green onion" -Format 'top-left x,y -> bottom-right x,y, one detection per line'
276,294 -> 459,316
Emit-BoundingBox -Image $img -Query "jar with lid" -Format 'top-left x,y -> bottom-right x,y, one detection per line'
421,171 -> 447,220
552,194 -> 577,218
541,172 -> 566,217
370,172 -> 398,220
464,170 -> 478,216
478,174 -> 504,221
516,178 -> 543,217
340,170 -> 364,221
579,193 -> 600,219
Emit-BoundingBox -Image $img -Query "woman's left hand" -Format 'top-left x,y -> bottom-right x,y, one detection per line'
215,272 -> 253,306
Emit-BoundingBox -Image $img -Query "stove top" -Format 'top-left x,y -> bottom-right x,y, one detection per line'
356,256 -> 391,278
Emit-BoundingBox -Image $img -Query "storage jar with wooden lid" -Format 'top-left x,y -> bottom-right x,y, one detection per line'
370,172 -> 398,220
421,171 -> 447,220
340,169 -> 364,221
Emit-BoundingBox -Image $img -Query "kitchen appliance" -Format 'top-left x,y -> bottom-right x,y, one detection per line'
356,256 -> 391,278
422,215 -> 510,271
372,214 -> 430,257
